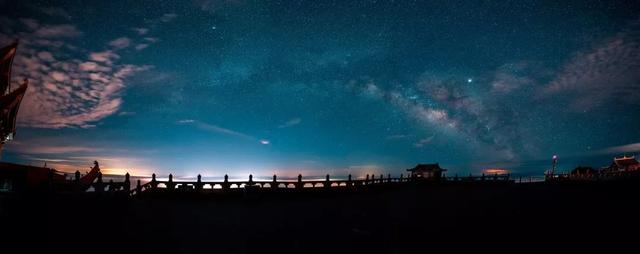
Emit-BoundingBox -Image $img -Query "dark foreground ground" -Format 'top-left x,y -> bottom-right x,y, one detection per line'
2,181 -> 639,253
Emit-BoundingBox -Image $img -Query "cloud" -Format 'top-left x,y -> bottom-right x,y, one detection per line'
194,0 -> 245,13
194,122 -> 254,140
132,27 -> 149,35
176,119 -> 272,145
490,62 -> 536,94
595,142 -> 640,155
177,119 -> 254,140
414,136 -> 434,148
177,119 -> 195,123
108,37 -> 131,49
20,18 -> 40,30
386,134 -> 408,140
278,117 -> 301,128
1,18 -> 151,128
33,24 -> 81,38
11,144 -> 99,154
89,50 -> 120,63
160,13 -> 178,23
135,44 -> 149,50
37,6 -> 70,18
541,22 -> 640,110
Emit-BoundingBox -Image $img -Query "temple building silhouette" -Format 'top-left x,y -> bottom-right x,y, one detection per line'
406,163 -> 446,181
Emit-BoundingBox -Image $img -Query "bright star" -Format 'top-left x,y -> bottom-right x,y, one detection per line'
260,140 -> 270,145
467,78 -> 473,83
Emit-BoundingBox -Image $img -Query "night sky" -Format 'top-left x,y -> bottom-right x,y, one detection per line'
1,0 -> 639,178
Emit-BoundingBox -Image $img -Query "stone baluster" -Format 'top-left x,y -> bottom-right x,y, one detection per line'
151,173 -> 158,189
347,174 -> 352,187
325,174 -> 331,189
168,174 -> 174,191
74,170 -> 81,192
365,174 -> 370,185
296,174 -> 303,189
196,174 -> 203,191
272,174 -> 278,189
124,172 -> 131,192
136,179 -> 142,194
223,174 -> 230,191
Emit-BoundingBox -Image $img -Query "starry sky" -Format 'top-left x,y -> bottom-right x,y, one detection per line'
1,0 -> 639,178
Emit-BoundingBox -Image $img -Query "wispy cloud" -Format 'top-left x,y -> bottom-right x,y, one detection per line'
595,142 -> 640,155
132,27 -> 149,35
108,37 -> 131,49
10,143 -> 99,154
177,119 -> 195,124
33,24 -> 80,37
386,134 -> 408,140
177,119 -> 259,142
413,136 -> 434,148
541,21 -> 640,110
278,117 -> 301,128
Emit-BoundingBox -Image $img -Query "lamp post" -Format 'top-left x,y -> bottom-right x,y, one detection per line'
551,155 -> 558,179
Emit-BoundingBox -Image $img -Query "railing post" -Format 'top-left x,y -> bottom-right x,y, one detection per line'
297,174 -> 303,189
108,179 -> 115,192
272,174 -> 278,189
124,172 -> 131,192
151,173 -> 158,189
481,173 -> 485,181
74,170 -> 81,192
168,174 -> 174,191
371,174 -> 375,184
365,174 -> 369,185
348,174 -> 352,187
249,174 -> 254,186
325,174 -> 331,189
223,174 -> 229,191
454,174 -> 458,181
136,179 -> 142,194
400,174 -> 403,182
196,174 -> 203,191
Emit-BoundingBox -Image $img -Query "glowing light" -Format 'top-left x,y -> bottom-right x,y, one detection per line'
467,78 -> 473,83
483,168 -> 509,175
260,140 -> 270,145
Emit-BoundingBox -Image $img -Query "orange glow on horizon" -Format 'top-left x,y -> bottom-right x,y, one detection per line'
483,168 -> 510,175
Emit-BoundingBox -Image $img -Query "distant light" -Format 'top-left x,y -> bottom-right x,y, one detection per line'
552,155 -> 557,160
467,78 -> 473,83
483,168 -> 509,175
260,140 -> 270,145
